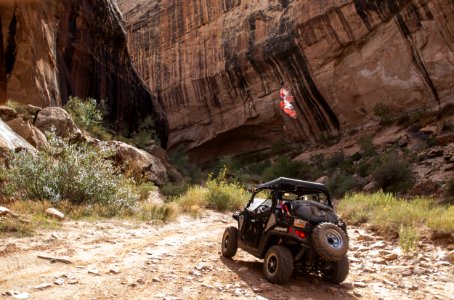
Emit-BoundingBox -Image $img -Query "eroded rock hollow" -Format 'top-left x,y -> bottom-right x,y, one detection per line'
117,0 -> 454,161
0,0 -> 168,145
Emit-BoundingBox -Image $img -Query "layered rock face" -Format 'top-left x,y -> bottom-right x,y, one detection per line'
118,0 -> 454,162
0,0 -> 168,145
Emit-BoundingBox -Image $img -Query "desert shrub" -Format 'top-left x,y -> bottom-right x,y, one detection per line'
206,168 -> 249,211
136,182 -> 156,201
372,152 -> 414,193
169,145 -> 202,184
262,156 -> 319,181
161,183 -> 189,197
445,178 -> 454,203
4,132 -> 139,209
139,202 -> 178,222
358,136 -> 376,157
64,96 -> 104,131
271,138 -> 292,156
174,185 -> 208,217
355,159 -> 371,177
326,151 -> 346,170
373,103 -> 393,125
116,116 -> 160,149
328,174 -> 356,198
399,224 -> 419,255
309,153 -> 325,169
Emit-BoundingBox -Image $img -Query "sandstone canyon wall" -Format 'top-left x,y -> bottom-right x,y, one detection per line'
0,0 -> 168,145
117,0 -> 454,162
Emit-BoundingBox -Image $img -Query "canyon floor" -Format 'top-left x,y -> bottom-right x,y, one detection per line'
0,211 -> 452,300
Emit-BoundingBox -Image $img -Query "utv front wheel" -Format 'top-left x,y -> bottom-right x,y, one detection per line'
312,222 -> 348,261
221,227 -> 238,258
263,246 -> 294,284
320,255 -> 349,284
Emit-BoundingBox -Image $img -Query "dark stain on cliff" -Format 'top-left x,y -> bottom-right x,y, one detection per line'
395,12 -> 440,103
55,0 -> 169,148
5,10 -> 17,75
354,0 -> 408,30
354,0 -> 439,103
0,15 -> 6,104
261,16 -> 340,135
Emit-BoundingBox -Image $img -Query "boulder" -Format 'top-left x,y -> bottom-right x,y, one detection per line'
419,125 -> 438,135
0,119 -> 36,155
146,144 -> 183,184
109,141 -> 168,186
6,117 -> 47,149
0,206 -> 10,216
0,106 -> 18,122
437,133 -> 454,146
411,180 -> 440,196
35,107 -> 81,138
363,181 -> 378,193
22,104 -> 42,117
45,208 -> 65,220
427,147 -> 444,158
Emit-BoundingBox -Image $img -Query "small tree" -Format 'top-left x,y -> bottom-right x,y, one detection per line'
372,152 -> 414,193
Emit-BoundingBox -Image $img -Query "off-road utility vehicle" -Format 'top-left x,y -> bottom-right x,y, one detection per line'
221,177 -> 349,284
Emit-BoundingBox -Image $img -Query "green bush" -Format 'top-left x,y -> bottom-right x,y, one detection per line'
328,174 -> 356,198
445,178 -> 454,197
116,116 -> 160,149
262,156 -> 319,181
64,96 -> 104,131
373,103 -> 393,125
206,168 -> 249,211
399,224 -> 419,255
326,151 -> 346,171
169,145 -> 202,184
358,136 -> 376,157
3,132 -> 139,209
372,152 -> 414,193
161,182 -> 189,197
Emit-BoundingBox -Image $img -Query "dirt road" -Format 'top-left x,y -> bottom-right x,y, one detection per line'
0,211 -> 452,300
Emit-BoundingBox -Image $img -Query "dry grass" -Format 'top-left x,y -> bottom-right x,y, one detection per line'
338,192 -> 454,234
0,200 -> 61,237
173,185 -> 208,218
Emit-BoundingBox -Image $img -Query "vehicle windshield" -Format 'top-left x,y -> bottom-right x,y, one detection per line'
247,190 -> 272,212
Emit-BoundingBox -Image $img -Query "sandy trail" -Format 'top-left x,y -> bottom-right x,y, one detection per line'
0,211 -> 452,300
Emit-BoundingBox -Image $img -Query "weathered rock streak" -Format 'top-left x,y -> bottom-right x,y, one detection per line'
118,0 -> 454,161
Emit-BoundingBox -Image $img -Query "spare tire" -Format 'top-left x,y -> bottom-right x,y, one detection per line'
312,222 -> 348,261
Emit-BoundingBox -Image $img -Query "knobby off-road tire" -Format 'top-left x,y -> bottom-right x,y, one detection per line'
263,245 -> 294,284
221,226 -> 238,258
312,222 -> 348,261
320,255 -> 349,284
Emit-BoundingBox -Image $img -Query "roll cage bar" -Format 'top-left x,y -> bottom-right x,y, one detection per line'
250,177 -> 332,208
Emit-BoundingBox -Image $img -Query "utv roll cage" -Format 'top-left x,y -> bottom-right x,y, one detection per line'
252,177 -> 332,207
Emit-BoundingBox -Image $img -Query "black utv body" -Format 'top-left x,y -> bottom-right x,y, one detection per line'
221,177 -> 349,284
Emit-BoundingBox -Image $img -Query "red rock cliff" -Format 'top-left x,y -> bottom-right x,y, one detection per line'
117,0 -> 454,161
0,0 -> 168,144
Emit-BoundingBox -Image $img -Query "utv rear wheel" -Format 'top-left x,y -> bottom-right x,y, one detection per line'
312,222 -> 348,261
221,227 -> 238,258
263,246 -> 293,284
320,255 -> 349,284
